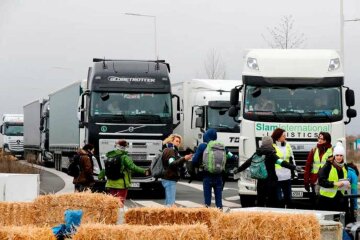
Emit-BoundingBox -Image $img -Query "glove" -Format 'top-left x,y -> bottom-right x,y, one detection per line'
144,169 -> 151,176
233,167 -> 239,175
304,183 -> 310,192
295,166 -> 303,172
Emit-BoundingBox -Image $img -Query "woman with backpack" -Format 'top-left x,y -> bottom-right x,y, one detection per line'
73,144 -> 95,192
161,134 -> 192,206
98,139 -> 150,205
233,136 -> 301,207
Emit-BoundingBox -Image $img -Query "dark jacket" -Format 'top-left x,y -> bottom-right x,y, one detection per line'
304,142 -> 332,186
237,145 -> 296,181
162,147 -> 186,181
73,149 -> 94,186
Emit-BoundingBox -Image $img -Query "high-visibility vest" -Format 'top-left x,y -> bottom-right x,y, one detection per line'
311,148 -> 333,174
274,143 -> 292,169
319,165 -> 348,198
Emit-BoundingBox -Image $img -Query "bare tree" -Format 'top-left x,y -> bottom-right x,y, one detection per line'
204,48 -> 226,79
262,15 -> 306,49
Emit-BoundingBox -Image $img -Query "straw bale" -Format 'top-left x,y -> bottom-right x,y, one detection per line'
73,223 -> 210,240
0,202 -> 36,226
124,207 -> 220,229
33,191 -> 120,226
0,225 -> 56,240
213,211 -> 321,240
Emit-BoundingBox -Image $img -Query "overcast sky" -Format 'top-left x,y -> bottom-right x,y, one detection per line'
0,0 -> 359,134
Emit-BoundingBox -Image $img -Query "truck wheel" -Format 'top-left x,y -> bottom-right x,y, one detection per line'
239,194 -> 256,207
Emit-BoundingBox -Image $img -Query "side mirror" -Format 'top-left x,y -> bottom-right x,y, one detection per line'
0,125 -> 2,134
345,89 -> 355,107
172,94 -> 180,111
347,108 -> 357,118
228,106 -> 239,118
230,88 -> 239,106
195,116 -> 204,128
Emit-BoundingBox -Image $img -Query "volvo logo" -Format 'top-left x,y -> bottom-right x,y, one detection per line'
16,140 -> 21,144
128,127 -> 134,132
100,126 -> 108,132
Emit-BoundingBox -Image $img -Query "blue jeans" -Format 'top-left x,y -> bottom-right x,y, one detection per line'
203,175 -> 223,209
161,179 -> 177,206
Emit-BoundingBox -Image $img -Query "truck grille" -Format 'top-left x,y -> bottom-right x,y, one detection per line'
291,151 -> 308,187
8,140 -> 24,152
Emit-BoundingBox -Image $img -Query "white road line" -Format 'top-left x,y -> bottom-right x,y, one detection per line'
225,195 -> 240,201
134,200 -> 165,208
211,199 -> 241,208
176,200 -> 204,208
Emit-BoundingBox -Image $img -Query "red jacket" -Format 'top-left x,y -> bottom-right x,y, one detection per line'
304,143 -> 332,186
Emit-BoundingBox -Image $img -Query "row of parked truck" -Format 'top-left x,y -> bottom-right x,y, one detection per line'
1,49 -> 358,206
1,58 -> 240,197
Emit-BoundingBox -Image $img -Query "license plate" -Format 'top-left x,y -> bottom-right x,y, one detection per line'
130,182 -> 140,188
292,191 -> 303,198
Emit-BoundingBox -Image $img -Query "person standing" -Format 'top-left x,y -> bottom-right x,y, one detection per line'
98,139 -> 150,205
347,162 -> 359,222
271,128 -> 296,208
192,128 -> 237,209
234,136 -> 299,208
318,142 -> 350,223
161,134 -> 192,206
304,132 -> 333,198
73,144 -> 95,192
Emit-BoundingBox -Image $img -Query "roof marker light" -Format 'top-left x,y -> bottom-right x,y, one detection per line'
328,58 -> 340,71
247,57 -> 259,71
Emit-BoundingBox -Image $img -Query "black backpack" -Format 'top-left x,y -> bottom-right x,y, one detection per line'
67,154 -> 81,177
105,155 -> 125,180
151,152 -> 165,179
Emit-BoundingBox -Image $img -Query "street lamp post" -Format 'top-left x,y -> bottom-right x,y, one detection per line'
340,0 -> 360,63
124,13 -> 158,60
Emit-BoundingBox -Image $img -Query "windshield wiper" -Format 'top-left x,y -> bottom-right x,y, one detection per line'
276,110 -> 305,121
306,111 -> 332,121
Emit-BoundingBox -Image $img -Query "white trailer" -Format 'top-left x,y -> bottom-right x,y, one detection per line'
0,114 -> 24,156
172,79 -> 241,176
229,49 -> 357,207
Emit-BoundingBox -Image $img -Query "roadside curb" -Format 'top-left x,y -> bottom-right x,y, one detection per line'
18,160 -> 74,194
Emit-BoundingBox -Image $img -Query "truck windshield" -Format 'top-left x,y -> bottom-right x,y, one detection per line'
207,107 -> 240,132
90,92 -> 172,123
4,125 -> 23,136
243,86 -> 342,123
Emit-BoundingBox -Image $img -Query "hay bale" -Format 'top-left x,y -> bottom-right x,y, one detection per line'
33,192 -> 120,226
0,202 -> 36,226
213,211 -> 321,240
0,225 -> 56,240
124,207 -> 220,230
73,223 -> 210,240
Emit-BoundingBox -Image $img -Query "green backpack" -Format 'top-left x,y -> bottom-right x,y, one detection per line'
202,141 -> 226,174
249,153 -> 268,179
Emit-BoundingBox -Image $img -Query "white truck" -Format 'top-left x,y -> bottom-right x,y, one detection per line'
229,49 -> 357,207
0,114 -> 24,156
172,79 -> 241,177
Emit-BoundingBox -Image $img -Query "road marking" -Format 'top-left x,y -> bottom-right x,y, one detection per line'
211,199 -> 241,208
225,195 -> 240,201
134,200 -> 164,208
176,200 -> 204,208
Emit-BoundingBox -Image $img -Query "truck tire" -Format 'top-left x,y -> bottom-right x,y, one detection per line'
239,194 -> 256,207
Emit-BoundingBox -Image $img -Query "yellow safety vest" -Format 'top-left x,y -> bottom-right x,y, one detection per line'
311,148 -> 333,174
274,143 -> 292,169
320,165 -> 348,198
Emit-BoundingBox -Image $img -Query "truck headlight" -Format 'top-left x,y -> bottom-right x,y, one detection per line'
328,58 -> 340,71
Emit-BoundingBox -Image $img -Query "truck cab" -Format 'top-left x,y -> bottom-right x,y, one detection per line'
79,59 -> 179,196
0,114 -> 24,157
229,49 -> 357,207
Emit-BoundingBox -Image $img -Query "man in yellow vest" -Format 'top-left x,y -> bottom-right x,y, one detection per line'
304,132 -> 333,195
318,142 -> 350,218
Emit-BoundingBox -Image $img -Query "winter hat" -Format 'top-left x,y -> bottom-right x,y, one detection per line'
333,142 -> 345,156
261,136 -> 273,148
